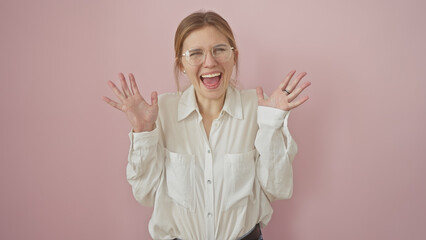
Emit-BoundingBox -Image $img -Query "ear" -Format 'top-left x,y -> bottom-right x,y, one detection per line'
177,58 -> 185,72
233,49 -> 239,64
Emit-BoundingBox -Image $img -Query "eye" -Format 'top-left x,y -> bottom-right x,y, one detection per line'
213,45 -> 228,55
189,50 -> 203,57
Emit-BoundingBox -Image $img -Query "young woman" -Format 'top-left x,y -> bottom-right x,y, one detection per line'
104,10 -> 310,240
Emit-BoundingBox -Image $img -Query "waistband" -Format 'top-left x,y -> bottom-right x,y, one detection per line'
172,223 -> 262,240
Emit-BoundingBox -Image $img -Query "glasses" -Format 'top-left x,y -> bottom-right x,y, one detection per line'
182,44 -> 235,66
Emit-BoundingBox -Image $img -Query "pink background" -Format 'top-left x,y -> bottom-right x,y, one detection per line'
1,0 -> 425,239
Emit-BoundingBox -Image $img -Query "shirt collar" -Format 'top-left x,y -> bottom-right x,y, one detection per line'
177,85 -> 243,122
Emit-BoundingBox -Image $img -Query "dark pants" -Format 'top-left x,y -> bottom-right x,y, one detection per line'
173,224 -> 263,240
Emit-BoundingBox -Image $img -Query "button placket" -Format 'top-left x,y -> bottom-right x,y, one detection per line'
204,147 -> 214,240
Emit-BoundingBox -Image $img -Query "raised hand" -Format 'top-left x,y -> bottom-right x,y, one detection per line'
103,73 -> 158,132
256,70 -> 311,111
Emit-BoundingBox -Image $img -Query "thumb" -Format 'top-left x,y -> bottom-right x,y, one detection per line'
256,87 -> 264,102
151,91 -> 158,105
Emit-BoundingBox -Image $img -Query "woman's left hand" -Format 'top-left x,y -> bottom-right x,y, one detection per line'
256,70 -> 311,111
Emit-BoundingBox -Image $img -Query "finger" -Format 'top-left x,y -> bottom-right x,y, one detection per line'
151,91 -> 158,105
288,81 -> 311,102
286,72 -> 307,93
288,95 -> 309,110
279,70 -> 296,91
107,81 -> 125,101
102,96 -> 124,111
129,73 -> 141,96
122,86 -> 128,98
118,73 -> 128,97
118,73 -> 132,97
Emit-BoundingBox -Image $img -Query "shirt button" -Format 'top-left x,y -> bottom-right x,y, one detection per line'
207,150 -> 211,153
207,180 -> 211,184
207,212 -> 212,217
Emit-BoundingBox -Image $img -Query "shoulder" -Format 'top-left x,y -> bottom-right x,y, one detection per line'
158,92 -> 181,106
228,88 -> 258,120
157,92 -> 182,118
238,88 -> 258,107
239,88 -> 257,99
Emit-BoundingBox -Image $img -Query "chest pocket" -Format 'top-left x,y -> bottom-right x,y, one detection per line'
223,149 -> 257,210
165,149 -> 195,211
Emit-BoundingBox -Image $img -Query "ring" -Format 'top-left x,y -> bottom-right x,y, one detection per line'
283,89 -> 290,95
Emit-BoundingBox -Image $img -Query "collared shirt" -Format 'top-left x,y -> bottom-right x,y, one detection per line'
127,85 -> 297,240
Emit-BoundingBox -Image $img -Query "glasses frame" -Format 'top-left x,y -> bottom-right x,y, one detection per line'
181,44 -> 235,66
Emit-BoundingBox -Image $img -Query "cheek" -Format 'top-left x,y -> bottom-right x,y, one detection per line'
184,65 -> 200,81
188,71 -> 201,86
224,64 -> 235,77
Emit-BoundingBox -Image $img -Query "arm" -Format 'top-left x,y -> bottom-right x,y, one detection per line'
256,70 -> 310,201
127,127 -> 164,206
103,72 -> 161,205
255,106 -> 297,200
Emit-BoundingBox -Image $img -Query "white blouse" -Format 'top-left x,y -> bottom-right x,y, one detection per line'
127,85 -> 297,240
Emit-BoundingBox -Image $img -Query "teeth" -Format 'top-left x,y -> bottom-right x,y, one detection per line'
201,73 -> 221,78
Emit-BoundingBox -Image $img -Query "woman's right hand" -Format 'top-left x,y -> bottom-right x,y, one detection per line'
103,73 -> 158,132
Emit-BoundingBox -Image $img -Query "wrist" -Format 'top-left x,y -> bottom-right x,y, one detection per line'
133,123 -> 155,133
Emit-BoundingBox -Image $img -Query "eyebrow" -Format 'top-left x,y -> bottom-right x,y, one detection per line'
187,43 -> 229,51
188,48 -> 203,52
213,43 -> 228,47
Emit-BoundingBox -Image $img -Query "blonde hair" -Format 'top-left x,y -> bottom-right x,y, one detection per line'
174,10 -> 238,92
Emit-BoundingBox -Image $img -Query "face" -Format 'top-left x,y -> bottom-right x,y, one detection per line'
181,26 -> 236,103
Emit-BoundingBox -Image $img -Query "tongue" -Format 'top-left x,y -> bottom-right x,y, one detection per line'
202,76 -> 220,88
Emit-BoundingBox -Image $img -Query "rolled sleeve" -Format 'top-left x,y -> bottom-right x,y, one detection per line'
255,106 -> 296,201
257,106 -> 288,129
127,126 -> 164,206
129,127 -> 159,152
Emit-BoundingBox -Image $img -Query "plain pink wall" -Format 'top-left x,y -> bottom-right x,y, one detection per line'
1,0 -> 425,239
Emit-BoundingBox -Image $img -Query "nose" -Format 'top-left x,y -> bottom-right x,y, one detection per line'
202,51 -> 217,68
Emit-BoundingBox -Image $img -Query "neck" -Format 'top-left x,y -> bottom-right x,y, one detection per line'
195,93 -> 226,119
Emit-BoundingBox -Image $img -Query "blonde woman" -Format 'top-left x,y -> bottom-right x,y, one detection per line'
104,10 -> 310,240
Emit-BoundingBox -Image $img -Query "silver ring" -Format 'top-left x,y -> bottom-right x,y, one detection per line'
283,89 -> 290,95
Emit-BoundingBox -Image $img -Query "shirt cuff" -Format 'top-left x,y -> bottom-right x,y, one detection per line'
257,106 -> 289,129
128,127 -> 159,151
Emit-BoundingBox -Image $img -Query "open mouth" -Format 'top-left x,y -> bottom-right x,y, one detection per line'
200,72 -> 222,89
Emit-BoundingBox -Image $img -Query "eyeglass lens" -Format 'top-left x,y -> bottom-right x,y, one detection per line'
186,44 -> 232,65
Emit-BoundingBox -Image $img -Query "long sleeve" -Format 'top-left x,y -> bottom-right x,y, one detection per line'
255,106 -> 298,201
126,127 -> 164,206
125,88 -> 299,239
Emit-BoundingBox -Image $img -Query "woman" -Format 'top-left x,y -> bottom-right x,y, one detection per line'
103,11 -> 310,240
